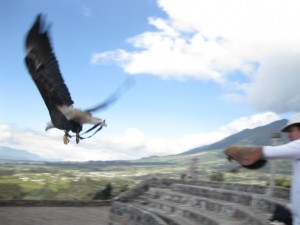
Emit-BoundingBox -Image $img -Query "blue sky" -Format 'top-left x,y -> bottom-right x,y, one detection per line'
1,0 -> 299,161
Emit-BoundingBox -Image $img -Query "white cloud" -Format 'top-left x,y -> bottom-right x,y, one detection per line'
246,52 -> 300,112
78,5 -> 92,17
0,112 -> 279,161
218,112 -> 279,134
91,0 -> 300,113
92,17 -> 247,83
220,92 -> 245,103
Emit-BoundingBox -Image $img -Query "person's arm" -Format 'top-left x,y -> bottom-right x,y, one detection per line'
263,140 -> 300,159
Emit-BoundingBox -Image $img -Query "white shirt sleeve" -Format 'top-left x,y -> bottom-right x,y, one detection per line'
263,139 -> 300,159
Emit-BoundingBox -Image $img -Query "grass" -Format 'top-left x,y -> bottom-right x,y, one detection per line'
0,162 -> 187,200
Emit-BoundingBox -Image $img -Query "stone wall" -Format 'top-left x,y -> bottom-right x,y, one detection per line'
0,199 -> 112,207
114,177 -> 175,202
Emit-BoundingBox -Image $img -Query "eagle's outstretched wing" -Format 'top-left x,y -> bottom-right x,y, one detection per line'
24,14 -> 73,114
85,77 -> 134,113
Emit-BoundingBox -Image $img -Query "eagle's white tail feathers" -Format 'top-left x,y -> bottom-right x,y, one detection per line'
57,105 -> 105,125
45,121 -> 55,131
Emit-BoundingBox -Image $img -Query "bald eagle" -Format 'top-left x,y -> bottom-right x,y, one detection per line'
25,14 -> 129,144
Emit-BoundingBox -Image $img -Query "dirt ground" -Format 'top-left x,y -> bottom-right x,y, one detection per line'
0,206 -> 111,225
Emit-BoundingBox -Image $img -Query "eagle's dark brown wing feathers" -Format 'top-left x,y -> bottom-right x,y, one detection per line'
25,14 -> 73,113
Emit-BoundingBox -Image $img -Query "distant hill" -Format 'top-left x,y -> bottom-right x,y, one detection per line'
0,146 -> 45,161
180,119 -> 289,155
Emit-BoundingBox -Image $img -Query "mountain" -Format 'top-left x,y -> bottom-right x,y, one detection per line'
180,119 -> 289,155
0,147 -> 45,161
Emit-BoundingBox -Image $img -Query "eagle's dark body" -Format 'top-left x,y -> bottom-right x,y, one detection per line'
24,14 -> 130,144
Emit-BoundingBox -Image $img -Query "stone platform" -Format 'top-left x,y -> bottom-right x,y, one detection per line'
0,206 -> 111,225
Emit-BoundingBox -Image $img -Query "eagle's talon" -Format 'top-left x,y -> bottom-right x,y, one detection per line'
63,133 -> 70,144
76,134 -> 80,144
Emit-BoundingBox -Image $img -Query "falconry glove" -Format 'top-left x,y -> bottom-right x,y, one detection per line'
224,146 -> 267,169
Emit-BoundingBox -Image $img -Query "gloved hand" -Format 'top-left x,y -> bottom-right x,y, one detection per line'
224,146 -> 267,169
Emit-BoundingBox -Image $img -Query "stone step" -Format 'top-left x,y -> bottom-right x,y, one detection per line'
132,202 -> 209,225
171,183 -> 288,214
109,201 -> 168,225
141,187 -> 273,225
110,179 -> 290,225
133,197 -> 248,225
185,180 -> 290,200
